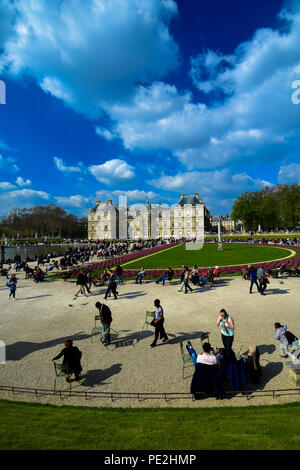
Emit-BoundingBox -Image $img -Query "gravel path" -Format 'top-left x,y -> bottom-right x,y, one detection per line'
0,263 -> 299,408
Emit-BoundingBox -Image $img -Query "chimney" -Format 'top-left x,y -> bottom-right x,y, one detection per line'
180,193 -> 184,199
108,199 -> 112,205
161,202 -> 164,207
195,193 -> 199,199
96,200 -> 100,204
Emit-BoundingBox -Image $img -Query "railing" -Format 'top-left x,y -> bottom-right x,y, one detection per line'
0,385 -> 300,402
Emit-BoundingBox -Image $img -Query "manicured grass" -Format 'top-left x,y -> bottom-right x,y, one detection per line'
0,400 -> 300,449
122,243 -> 292,269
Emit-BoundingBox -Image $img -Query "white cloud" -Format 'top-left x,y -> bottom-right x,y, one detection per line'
95,126 -> 118,142
278,162 -> 300,183
0,189 -> 50,215
89,159 -> 135,184
95,189 -> 161,203
55,194 -> 91,208
148,169 -> 272,212
0,154 -> 20,172
101,4 -> 300,172
0,181 -> 16,190
16,176 -> 32,187
54,156 -> 84,174
0,0 -> 178,118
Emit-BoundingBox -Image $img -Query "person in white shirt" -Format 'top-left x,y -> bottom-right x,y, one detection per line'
186,341 -> 217,367
149,299 -> 168,348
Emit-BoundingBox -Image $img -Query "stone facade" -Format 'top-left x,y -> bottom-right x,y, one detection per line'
88,193 -> 211,240
210,215 -> 244,233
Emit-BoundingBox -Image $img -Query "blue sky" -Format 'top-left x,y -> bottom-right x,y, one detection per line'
0,0 -> 300,217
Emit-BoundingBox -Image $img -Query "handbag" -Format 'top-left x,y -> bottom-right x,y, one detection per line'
150,319 -> 156,327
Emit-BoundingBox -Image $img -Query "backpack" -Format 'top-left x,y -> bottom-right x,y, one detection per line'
285,330 -> 298,345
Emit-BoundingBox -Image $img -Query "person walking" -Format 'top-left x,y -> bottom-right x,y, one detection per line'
116,264 -> 125,285
7,274 -> 17,300
149,299 -> 168,348
216,309 -> 235,352
74,270 -> 88,299
260,272 -> 270,295
95,301 -> 112,345
257,266 -> 264,290
104,270 -> 118,300
249,266 -> 260,294
166,267 -> 173,285
178,265 -> 187,292
183,269 -> 193,294
52,339 -> 82,381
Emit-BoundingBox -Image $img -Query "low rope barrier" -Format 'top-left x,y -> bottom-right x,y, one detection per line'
0,385 -> 300,402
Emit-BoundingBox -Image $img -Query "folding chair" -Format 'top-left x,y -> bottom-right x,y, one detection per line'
53,362 -> 72,394
199,332 -> 210,347
141,311 -> 155,336
180,342 -> 194,379
91,315 -> 118,346
235,345 -> 248,360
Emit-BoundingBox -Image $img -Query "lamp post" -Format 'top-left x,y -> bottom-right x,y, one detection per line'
217,215 -> 223,251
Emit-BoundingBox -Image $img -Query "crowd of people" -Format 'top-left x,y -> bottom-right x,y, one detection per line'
2,238 -> 299,401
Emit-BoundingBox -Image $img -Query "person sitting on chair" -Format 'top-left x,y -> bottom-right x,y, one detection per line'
190,342 -> 224,400
95,301 -> 113,345
274,323 -> 298,358
135,267 -> 146,284
52,340 -> 82,381
186,341 -> 217,367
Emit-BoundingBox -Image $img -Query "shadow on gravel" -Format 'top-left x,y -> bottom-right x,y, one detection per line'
79,364 -> 122,388
6,332 -> 90,361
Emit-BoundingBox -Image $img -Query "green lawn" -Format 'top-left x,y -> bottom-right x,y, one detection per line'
122,243 -> 292,269
0,400 -> 300,449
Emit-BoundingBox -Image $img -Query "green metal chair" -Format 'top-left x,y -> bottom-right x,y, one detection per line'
91,315 -> 104,343
91,315 -> 118,346
141,311 -> 155,336
235,345 -> 248,360
53,362 -> 72,394
180,341 -> 194,379
199,332 -> 210,347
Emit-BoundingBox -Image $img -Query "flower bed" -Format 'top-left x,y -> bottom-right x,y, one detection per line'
65,242 -> 179,278
59,242 -> 300,279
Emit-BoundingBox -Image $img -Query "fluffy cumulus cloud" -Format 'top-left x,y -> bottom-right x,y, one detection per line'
278,162 -> 300,183
89,159 -> 135,184
102,3 -> 300,174
16,176 -> 32,187
0,181 -> 16,190
0,189 -> 50,215
148,169 -> 272,211
0,0 -> 178,118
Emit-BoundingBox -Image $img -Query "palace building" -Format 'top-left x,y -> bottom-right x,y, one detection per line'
88,193 -> 211,240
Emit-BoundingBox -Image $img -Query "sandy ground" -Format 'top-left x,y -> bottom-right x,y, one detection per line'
0,260 -> 299,409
